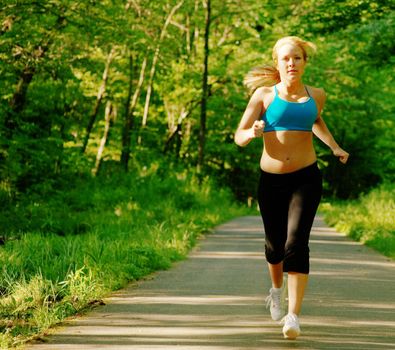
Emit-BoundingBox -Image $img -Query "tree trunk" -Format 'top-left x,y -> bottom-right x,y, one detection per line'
164,108 -> 189,155
197,0 -> 211,174
141,0 -> 184,129
10,67 -> 35,113
121,55 -> 147,170
82,47 -> 115,154
185,14 -> 191,56
193,0 -> 200,55
3,11 -> 58,137
121,54 -> 134,170
92,101 -> 112,176
163,96 -> 200,156
4,66 -> 35,136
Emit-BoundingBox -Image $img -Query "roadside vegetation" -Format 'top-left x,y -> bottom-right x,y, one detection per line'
1,0 -> 394,348
0,166 -> 250,348
321,183 -> 395,259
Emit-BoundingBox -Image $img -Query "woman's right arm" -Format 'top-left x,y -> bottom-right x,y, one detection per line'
234,87 -> 266,147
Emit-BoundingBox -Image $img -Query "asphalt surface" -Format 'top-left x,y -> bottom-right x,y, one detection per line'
26,216 -> 395,350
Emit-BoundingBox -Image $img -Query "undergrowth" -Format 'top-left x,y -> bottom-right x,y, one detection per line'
0,166 -> 250,349
321,183 -> 395,259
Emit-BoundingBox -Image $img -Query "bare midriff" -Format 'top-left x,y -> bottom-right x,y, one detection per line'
260,130 -> 316,174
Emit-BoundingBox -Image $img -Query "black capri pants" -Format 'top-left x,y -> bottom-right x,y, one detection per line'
257,162 -> 322,274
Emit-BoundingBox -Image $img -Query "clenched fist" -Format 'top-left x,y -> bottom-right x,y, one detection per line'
251,120 -> 265,138
333,147 -> 349,164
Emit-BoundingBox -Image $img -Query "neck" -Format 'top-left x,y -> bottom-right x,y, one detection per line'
279,80 -> 304,94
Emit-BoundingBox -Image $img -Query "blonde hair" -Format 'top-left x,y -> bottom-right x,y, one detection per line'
244,36 -> 317,92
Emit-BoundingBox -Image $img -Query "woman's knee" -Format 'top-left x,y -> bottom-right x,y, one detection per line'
265,244 -> 285,265
283,244 -> 310,274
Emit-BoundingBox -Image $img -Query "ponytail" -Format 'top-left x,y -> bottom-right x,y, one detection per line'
243,65 -> 280,93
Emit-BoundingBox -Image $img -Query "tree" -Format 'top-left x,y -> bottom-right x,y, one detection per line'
197,0 -> 211,174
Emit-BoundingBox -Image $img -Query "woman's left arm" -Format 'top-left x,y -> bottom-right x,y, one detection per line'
312,88 -> 349,164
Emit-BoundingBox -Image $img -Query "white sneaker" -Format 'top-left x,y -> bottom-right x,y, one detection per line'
282,313 -> 301,339
265,286 -> 286,321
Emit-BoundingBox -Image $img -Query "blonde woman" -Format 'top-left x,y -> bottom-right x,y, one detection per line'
234,36 -> 349,339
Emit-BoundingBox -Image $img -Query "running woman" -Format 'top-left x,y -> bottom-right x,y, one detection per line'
234,36 -> 349,340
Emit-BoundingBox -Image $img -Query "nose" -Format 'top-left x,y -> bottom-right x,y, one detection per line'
288,58 -> 295,66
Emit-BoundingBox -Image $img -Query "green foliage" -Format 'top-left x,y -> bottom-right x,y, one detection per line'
298,0 -> 394,34
312,11 -> 395,197
0,168 -> 249,348
0,0 -> 394,345
321,183 -> 395,259
1,0 -> 393,201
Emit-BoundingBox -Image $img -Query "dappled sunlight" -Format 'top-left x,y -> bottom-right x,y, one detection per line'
108,295 -> 263,306
303,315 -> 394,327
27,217 -> 395,350
56,325 -> 271,337
311,341 -> 395,349
32,301 -> 393,349
348,320 -> 395,327
310,228 -> 343,236
214,227 -> 264,233
309,270 -> 394,283
309,239 -> 360,246
311,257 -> 395,268
210,234 -> 264,241
310,226 -> 338,232
30,308 -> 395,349
190,251 -> 265,260
306,298 -> 395,318
76,313 -> 270,325
340,302 -> 395,311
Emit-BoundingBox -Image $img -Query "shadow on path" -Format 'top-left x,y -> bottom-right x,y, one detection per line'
27,216 -> 395,350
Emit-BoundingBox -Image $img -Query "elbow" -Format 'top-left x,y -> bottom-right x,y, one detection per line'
234,132 -> 245,147
234,139 -> 248,148
234,140 -> 243,147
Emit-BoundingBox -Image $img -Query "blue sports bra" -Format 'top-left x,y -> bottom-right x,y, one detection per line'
262,85 -> 318,132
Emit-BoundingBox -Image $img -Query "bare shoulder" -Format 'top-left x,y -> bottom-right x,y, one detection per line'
253,86 -> 275,108
307,85 -> 326,109
253,86 -> 273,97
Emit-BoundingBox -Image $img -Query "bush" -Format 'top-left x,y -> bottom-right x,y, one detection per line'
321,183 -> 395,258
0,167 -> 249,348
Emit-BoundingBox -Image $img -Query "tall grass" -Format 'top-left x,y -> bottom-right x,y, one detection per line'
321,183 -> 395,259
0,168 -> 250,348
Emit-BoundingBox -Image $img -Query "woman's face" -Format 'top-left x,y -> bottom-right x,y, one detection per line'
275,43 -> 306,82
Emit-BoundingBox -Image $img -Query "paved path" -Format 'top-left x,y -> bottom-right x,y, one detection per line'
27,216 -> 395,350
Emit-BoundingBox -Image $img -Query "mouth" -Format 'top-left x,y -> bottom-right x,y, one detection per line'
288,70 -> 298,73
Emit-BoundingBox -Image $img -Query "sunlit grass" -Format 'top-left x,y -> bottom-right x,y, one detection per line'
0,169 -> 250,348
321,183 -> 395,259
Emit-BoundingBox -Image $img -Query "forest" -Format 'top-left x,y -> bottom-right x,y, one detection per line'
0,0 -> 394,347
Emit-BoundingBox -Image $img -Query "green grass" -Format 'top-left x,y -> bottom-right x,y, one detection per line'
321,183 -> 395,259
0,168 -> 250,349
